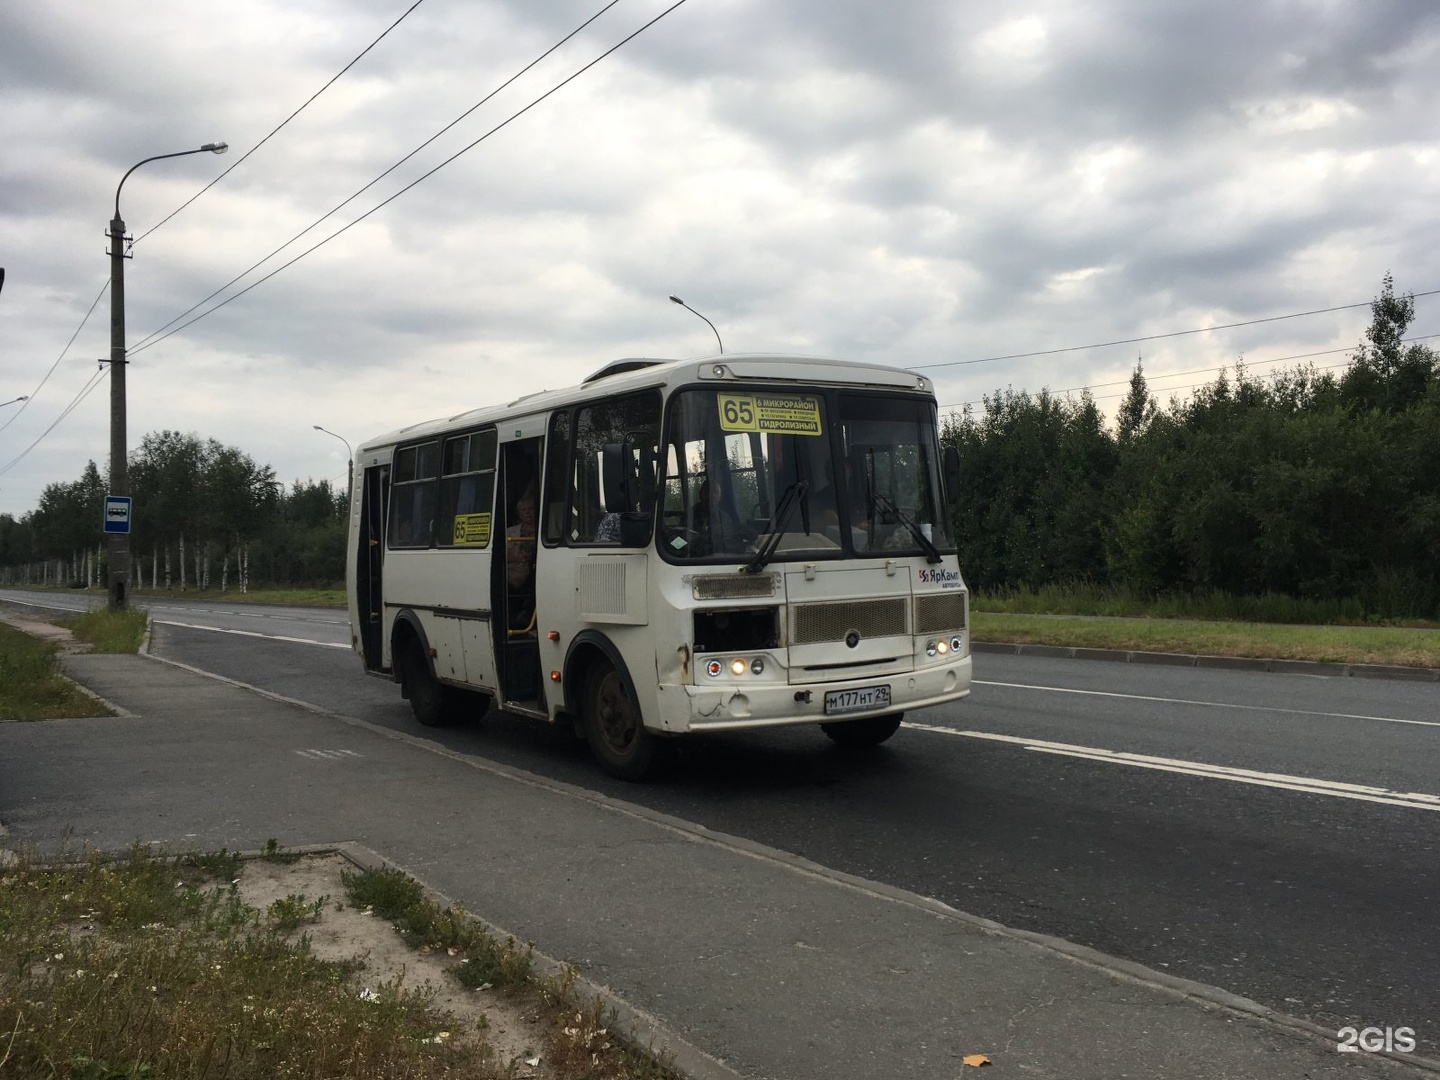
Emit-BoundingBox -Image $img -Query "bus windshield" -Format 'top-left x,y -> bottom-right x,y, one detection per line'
659,387 -> 953,563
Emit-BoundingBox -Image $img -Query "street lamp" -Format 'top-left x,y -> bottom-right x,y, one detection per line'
1,396 -> 27,409
669,295 -> 724,354
313,425 -> 354,500
106,141 -> 227,610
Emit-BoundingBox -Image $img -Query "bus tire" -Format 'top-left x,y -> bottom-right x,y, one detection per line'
583,662 -> 659,780
821,712 -> 903,748
402,637 -> 453,728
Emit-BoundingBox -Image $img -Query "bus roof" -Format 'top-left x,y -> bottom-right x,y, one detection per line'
358,353 -> 934,451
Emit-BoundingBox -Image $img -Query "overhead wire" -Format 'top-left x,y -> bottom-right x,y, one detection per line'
132,0 -> 622,354
0,279 -> 109,438
132,0 -> 430,247
130,0 -> 691,357
0,366 -> 110,477
936,333 -> 1440,414
912,289 -> 1440,372
0,0 -> 432,474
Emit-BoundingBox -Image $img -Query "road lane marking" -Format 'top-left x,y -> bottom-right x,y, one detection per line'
904,723 -> 1440,812
153,619 -> 350,649
974,679 -> 1440,729
295,749 -> 362,760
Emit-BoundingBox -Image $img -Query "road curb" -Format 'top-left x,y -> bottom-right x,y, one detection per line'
329,842 -> 745,1080
972,641 -> 1440,681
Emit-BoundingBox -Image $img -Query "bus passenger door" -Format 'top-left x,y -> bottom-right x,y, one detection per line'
356,464 -> 388,671
496,438 -> 543,709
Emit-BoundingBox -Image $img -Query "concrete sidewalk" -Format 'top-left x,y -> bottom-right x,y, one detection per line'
1,649 -> 1433,1079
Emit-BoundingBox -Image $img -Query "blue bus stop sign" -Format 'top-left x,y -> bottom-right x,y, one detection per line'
103,495 -> 132,535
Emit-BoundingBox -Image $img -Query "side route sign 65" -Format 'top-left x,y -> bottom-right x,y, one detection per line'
103,495 -> 132,535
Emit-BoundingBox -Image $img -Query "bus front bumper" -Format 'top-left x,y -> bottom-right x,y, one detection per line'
655,654 -> 972,734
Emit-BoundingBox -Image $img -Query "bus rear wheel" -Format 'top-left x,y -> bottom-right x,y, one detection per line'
401,638 -> 454,728
584,663 -> 659,781
821,712 -> 903,748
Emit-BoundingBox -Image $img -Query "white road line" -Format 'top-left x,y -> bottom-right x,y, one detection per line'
153,619 -> 350,649
904,723 -> 1440,812
974,679 -> 1440,729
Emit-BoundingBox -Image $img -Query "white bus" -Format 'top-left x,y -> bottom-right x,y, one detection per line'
346,354 -> 972,779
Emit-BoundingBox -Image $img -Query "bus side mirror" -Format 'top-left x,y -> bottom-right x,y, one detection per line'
943,445 -> 961,504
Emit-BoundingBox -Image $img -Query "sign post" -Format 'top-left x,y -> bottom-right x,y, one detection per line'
103,496 -> 132,535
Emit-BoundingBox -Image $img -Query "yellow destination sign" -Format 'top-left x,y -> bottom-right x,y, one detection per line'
452,512 -> 492,546
717,393 -> 823,435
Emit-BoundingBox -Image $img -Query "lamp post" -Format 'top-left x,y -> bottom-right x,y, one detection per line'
106,142 -> 227,610
313,425 -> 354,501
669,295 -> 724,354
1,396 -> 28,409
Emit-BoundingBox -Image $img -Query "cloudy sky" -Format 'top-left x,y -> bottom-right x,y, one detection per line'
2,0 -> 1438,518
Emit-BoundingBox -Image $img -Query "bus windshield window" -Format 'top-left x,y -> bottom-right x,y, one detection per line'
660,388 -> 951,562
838,393 -> 952,554
661,389 -> 840,562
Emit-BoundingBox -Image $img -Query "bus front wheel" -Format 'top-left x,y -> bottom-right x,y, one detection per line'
821,713 -> 903,748
584,663 -> 659,781
401,638 -> 453,728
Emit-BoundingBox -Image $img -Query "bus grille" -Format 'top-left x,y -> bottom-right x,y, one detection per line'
692,573 -> 778,600
914,592 -> 966,634
792,598 -> 907,644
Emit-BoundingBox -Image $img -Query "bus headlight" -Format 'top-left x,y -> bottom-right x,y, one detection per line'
751,657 -> 765,675
706,659 -> 723,677
950,636 -> 964,653
730,658 -> 748,676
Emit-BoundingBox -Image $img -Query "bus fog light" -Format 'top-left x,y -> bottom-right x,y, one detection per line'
751,657 -> 765,675
706,659 -> 723,677
730,658 -> 748,676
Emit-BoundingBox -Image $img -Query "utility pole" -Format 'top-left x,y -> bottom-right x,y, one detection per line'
106,143 -> 226,610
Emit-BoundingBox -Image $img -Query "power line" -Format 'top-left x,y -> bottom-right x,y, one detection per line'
0,2 -> 431,471
913,289 -> 1440,372
132,0 -> 690,356
132,0 -> 430,246
132,0 -> 622,354
936,333 -> 1440,413
0,279 -> 108,438
935,333 -> 1440,410
0,366 -> 109,478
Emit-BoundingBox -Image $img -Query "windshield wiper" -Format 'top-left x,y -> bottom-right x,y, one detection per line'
743,481 -> 807,574
874,494 -> 943,563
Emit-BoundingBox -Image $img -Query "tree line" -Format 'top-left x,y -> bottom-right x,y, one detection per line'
0,431 -> 348,590
3,276 -> 1435,617
942,275 -> 1440,619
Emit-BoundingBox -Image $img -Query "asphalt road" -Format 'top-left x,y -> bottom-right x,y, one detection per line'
6,590 -> 1438,1055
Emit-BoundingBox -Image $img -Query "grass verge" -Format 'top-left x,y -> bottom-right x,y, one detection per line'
971,612 -> 1440,668
339,862 -> 677,1078
62,607 -> 149,654
0,624 -> 109,721
0,844 -> 677,1080
974,582 -> 1440,628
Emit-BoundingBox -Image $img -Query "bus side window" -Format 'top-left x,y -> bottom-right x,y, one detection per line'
543,410 -> 571,545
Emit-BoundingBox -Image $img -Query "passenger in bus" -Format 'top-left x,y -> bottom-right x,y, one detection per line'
506,542 -> 536,631
506,483 -> 538,550
695,479 -> 743,555
594,511 -> 623,543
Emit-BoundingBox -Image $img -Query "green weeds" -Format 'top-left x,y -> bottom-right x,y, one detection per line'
340,866 -> 532,988
0,623 -> 109,721
63,606 -> 149,653
0,845 -> 496,1079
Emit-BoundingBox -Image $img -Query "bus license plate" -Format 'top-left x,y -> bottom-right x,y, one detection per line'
823,685 -> 891,716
